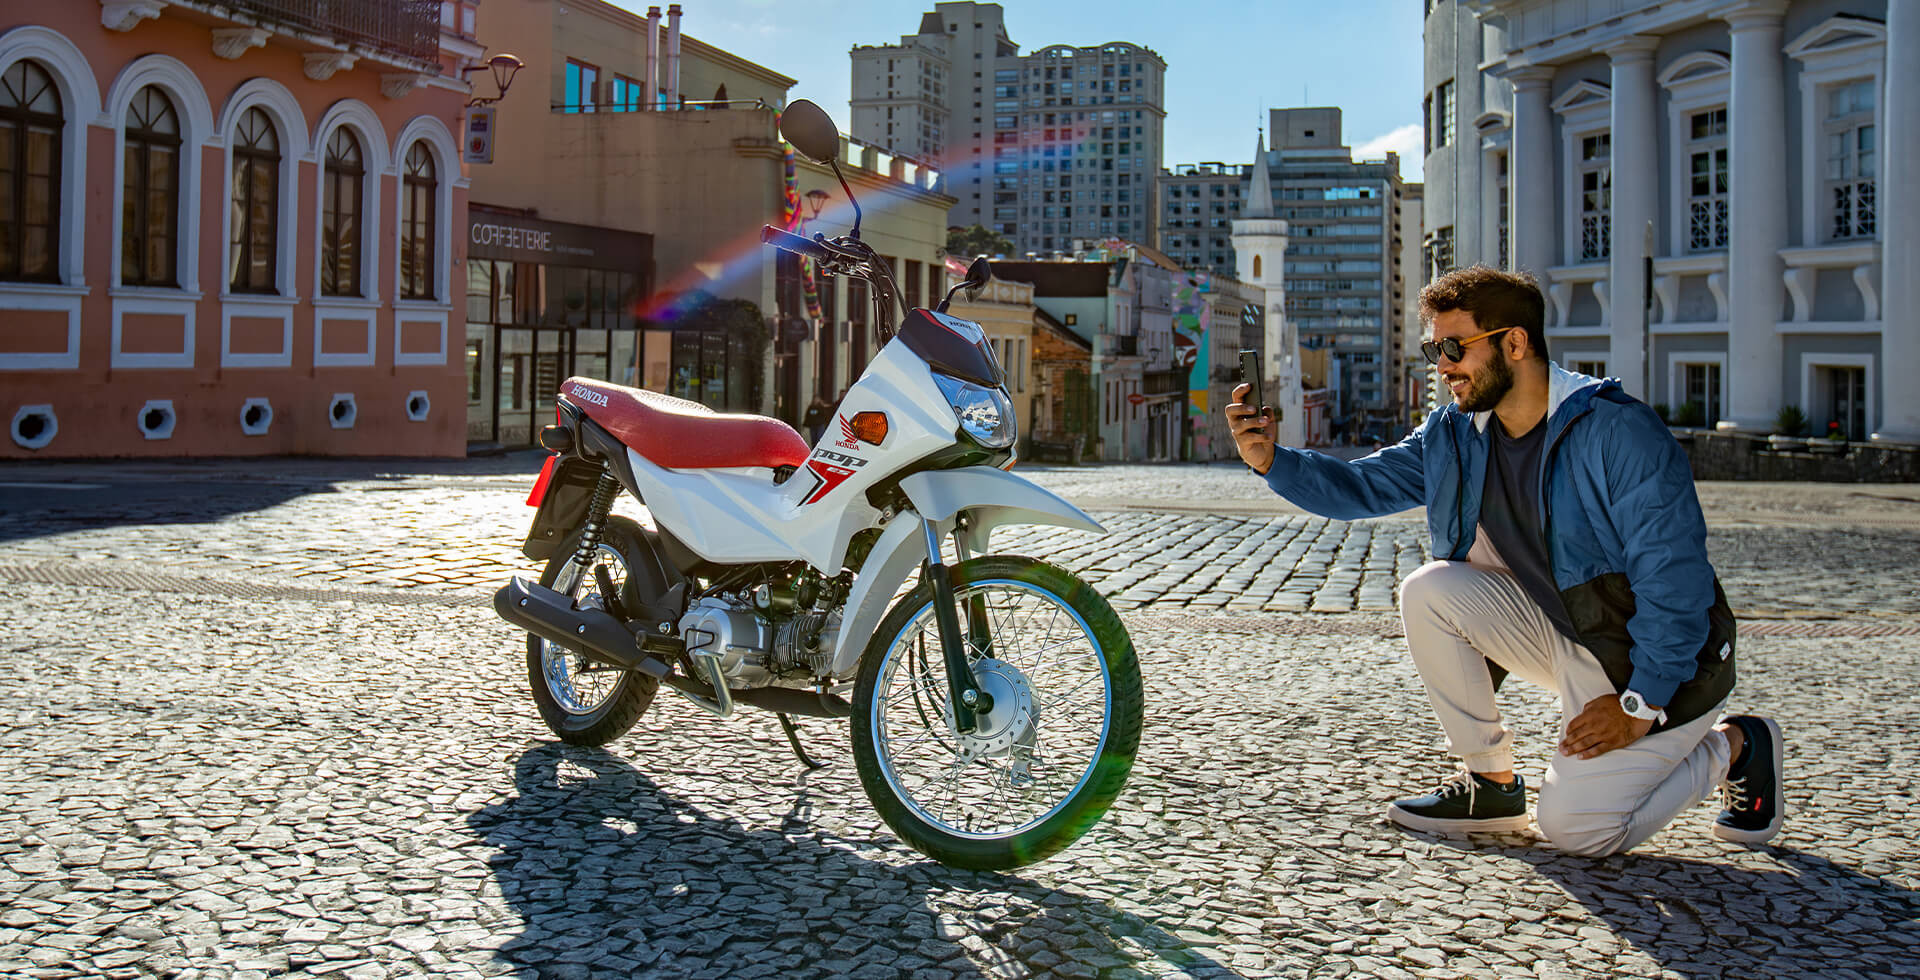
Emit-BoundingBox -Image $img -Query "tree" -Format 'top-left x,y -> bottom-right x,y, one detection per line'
945,224 -> 1013,259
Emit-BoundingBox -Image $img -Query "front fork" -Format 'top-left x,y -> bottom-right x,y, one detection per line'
923,518 -> 993,734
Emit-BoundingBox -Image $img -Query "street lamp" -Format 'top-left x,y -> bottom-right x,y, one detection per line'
805,189 -> 830,221
464,53 -> 525,108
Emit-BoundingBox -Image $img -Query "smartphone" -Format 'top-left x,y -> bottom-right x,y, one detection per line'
1238,349 -> 1264,418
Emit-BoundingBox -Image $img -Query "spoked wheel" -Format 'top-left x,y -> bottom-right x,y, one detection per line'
525,516 -> 659,744
852,556 -> 1142,870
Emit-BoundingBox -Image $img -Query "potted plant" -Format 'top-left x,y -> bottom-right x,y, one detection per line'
1811,419 -> 1848,453
1769,405 -> 1808,450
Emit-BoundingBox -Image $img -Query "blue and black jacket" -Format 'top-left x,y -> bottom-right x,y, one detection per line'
1263,363 -> 1735,730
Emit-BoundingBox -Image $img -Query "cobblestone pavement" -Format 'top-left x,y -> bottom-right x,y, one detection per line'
1,457 -> 1918,979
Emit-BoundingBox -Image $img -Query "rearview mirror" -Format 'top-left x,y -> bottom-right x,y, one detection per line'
779,99 -> 840,164
965,255 -> 992,290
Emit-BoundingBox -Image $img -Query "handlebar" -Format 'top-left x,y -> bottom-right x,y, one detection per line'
760,225 -> 838,263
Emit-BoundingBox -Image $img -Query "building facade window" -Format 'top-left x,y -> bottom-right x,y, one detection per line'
564,59 -> 599,113
1496,152 -> 1509,270
1424,226 -> 1454,281
0,59 -> 61,282
321,127 -> 363,296
121,85 -> 180,287
1578,133 -> 1611,261
1681,362 -> 1722,428
1686,108 -> 1728,251
400,142 -> 436,299
229,107 -> 280,293
1436,79 -> 1455,148
1825,79 -> 1875,242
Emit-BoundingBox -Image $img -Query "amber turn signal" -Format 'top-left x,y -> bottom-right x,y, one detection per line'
849,411 -> 889,444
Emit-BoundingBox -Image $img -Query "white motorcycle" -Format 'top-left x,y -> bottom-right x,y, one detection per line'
494,100 -> 1141,870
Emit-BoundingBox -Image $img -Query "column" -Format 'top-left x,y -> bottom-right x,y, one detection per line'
1720,1 -> 1790,432
1874,0 -> 1920,443
1508,67 -> 1558,283
1605,36 -> 1660,399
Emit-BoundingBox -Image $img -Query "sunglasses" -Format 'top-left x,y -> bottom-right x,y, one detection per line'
1421,326 -> 1516,365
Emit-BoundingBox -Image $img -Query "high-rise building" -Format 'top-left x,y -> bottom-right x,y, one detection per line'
1421,0 -> 1914,443
851,2 -> 1166,254
1156,162 -> 1251,276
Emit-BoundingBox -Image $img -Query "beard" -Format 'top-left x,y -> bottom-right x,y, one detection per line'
1449,353 -> 1514,413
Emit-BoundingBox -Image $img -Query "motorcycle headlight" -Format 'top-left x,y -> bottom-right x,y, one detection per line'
933,373 -> 1017,450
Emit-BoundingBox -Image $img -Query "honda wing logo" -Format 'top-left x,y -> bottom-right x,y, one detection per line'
836,414 -> 860,450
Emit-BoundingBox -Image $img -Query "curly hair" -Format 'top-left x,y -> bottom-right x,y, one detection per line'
1418,265 -> 1549,362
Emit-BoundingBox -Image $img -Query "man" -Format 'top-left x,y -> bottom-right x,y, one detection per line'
1225,266 -> 1783,856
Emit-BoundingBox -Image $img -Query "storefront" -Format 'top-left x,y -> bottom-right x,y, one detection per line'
465,208 -> 653,447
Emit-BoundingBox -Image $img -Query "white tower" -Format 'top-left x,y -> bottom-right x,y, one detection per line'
1231,136 -> 1302,447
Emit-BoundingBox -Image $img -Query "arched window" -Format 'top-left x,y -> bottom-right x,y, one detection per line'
229,107 -> 279,293
122,85 -> 180,286
400,141 -> 436,300
321,127 -> 363,296
0,60 -> 63,282
1252,254 -> 1262,278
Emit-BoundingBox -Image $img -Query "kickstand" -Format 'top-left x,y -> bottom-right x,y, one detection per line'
777,713 -> 828,770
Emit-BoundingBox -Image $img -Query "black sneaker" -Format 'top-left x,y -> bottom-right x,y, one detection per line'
1715,715 -> 1785,844
1386,770 -> 1529,834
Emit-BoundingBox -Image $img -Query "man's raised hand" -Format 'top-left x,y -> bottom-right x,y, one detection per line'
1225,382 -> 1277,475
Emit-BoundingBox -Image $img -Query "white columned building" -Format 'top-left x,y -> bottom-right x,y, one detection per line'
1605,36 -> 1659,399
1877,0 -> 1920,444
1722,1 -> 1791,434
1430,1 -> 1902,447
1507,67 -> 1557,287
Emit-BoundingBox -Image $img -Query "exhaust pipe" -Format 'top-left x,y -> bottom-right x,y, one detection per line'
495,577 -> 670,678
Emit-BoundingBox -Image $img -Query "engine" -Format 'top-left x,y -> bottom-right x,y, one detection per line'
677,594 -> 841,689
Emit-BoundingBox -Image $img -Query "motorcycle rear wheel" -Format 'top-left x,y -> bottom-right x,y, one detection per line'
525,516 -> 660,745
851,556 -> 1142,870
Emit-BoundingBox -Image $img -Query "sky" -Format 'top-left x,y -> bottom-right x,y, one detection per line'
606,0 -> 1427,182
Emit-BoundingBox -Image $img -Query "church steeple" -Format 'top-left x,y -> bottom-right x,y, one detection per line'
1244,133 -> 1275,219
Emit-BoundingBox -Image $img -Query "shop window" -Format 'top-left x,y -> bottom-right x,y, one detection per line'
229,107 -> 280,293
121,85 -> 180,287
0,59 -> 61,282
321,127 -> 363,296
400,142 -> 437,299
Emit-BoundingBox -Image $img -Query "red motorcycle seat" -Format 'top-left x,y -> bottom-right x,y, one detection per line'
559,377 -> 811,470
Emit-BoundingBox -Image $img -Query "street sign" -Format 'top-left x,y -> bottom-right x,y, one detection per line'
463,107 -> 496,164
1126,392 -> 1146,406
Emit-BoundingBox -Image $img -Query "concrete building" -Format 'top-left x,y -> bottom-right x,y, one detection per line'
1,1 -> 473,459
1156,161 -> 1251,275
464,0 -> 949,447
851,2 -> 1166,256
1423,0 -> 1914,444
1398,182 -> 1434,423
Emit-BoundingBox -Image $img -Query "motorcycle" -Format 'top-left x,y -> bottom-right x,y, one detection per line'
493,99 -> 1142,871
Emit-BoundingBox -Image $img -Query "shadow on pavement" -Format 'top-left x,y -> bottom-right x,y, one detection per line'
467,741 -> 1232,979
0,476 -> 319,544
1429,836 -> 1920,977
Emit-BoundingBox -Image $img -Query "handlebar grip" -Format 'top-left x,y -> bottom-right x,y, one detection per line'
761,225 -> 833,262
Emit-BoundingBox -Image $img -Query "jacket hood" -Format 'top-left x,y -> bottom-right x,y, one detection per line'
1467,361 -> 1612,433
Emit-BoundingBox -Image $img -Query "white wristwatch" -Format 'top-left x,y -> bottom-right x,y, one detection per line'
1618,691 -> 1667,724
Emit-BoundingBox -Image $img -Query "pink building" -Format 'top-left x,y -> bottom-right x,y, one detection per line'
0,1 -> 480,458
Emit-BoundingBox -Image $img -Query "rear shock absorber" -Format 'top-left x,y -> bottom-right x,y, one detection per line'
571,472 -> 620,573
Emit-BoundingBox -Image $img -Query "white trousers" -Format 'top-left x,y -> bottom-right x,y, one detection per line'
1398,559 -> 1732,856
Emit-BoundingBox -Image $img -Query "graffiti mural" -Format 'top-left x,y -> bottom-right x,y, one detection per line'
1172,273 -> 1212,456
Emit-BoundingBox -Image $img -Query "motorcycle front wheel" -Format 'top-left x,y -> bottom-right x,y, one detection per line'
851,556 -> 1142,870
525,516 -> 660,745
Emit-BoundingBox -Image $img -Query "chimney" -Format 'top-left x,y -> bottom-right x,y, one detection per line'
666,4 -> 682,108
644,6 -> 661,109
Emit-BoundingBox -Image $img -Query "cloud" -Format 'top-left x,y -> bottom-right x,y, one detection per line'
1353,124 -> 1425,182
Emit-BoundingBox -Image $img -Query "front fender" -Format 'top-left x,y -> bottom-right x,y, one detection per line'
822,467 -> 1104,678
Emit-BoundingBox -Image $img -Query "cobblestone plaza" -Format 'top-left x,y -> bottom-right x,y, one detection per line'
1,457 -> 1917,979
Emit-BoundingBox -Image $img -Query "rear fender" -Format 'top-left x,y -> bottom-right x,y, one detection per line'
822,466 -> 1104,677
